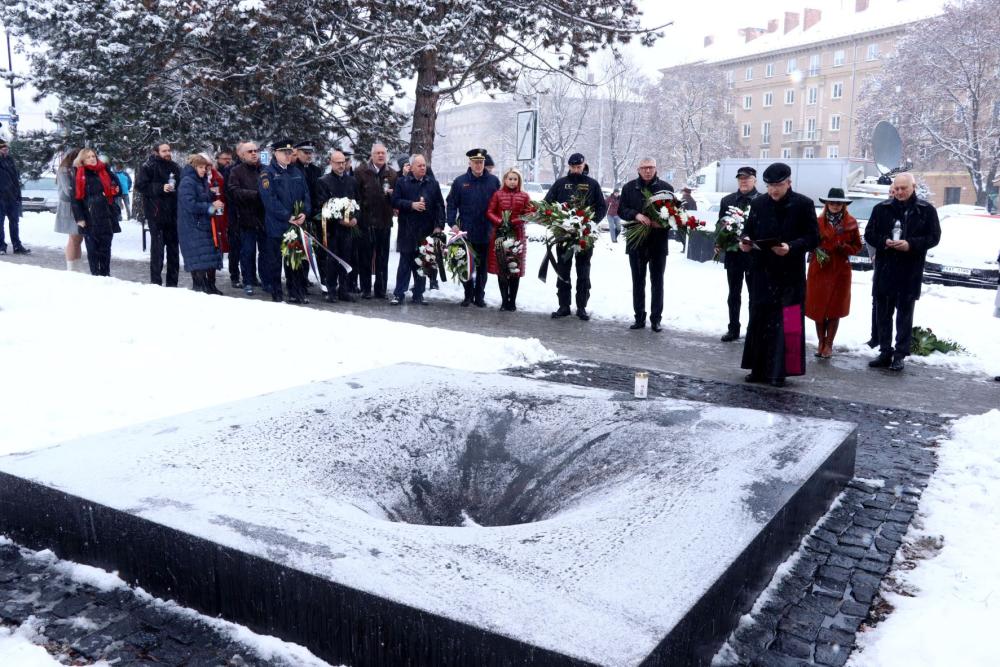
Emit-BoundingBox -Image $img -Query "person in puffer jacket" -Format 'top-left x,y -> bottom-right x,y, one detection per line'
177,154 -> 225,294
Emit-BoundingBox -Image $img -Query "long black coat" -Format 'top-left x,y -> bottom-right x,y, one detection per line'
391,174 -> 445,252
136,155 -> 181,229
864,195 -> 941,300
177,166 -> 222,272
719,188 -> 758,270
227,162 -> 265,233
71,168 -> 121,236
743,189 -> 818,306
618,175 -> 673,256
0,155 -> 21,207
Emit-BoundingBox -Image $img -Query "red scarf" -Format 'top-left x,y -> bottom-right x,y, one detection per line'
75,159 -> 117,205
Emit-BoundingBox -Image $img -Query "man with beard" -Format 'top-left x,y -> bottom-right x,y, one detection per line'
259,138 -> 311,304
617,158 -> 673,332
738,162 -> 818,387
543,152 -> 607,320
864,172 -> 941,372
446,148 -> 500,307
718,166 -> 759,342
136,142 -> 181,286
227,141 -> 266,295
355,143 -> 398,299
315,150 -> 361,303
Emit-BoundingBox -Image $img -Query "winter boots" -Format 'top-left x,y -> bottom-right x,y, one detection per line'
498,278 -> 520,311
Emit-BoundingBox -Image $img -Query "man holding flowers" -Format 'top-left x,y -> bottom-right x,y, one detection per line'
315,150 -> 361,303
543,152 -> 607,320
618,157 -> 674,332
717,166 -> 759,342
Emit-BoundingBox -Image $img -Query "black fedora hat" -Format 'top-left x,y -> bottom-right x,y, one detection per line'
818,187 -> 853,204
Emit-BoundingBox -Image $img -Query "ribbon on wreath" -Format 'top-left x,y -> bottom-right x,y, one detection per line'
537,239 -> 571,284
433,232 -> 448,281
446,228 -> 475,283
299,227 -> 353,289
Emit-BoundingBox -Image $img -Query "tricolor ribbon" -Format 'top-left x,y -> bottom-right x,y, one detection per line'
299,227 -> 352,285
446,228 -> 475,283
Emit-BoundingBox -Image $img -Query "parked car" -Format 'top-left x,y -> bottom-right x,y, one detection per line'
922,213 -> 1000,289
936,204 -> 989,220
20,176 -> 59,213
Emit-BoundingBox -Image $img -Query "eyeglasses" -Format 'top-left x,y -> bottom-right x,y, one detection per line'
246,149 -> 259,153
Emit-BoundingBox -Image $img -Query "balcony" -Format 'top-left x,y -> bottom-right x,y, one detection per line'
784,129 -> 822,144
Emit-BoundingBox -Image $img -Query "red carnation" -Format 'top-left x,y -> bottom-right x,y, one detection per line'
583,227 -> 590,236
579,239 -> 587,248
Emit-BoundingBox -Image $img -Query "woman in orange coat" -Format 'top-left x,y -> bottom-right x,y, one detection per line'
806,188 -> 863,358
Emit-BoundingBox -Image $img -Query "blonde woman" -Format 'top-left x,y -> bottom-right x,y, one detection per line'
485,168 -> 531,311
71,148 -> 121,276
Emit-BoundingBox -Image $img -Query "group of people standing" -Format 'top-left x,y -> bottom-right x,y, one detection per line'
717,163 -> 941,386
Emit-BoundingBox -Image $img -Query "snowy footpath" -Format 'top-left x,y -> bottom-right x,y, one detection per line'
19,210 -> 1000,378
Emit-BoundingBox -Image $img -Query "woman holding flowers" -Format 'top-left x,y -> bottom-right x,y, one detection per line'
805,188 -> 862,358
486,168 -> 531,311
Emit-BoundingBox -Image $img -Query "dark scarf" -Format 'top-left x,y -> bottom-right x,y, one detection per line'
827,210 -> 845,233
75,159 -> 116,204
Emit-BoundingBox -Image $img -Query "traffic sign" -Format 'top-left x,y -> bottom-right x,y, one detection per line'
516,110 -> 537,161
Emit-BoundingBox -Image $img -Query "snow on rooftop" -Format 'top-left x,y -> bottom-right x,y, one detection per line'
686,0 -> 945,66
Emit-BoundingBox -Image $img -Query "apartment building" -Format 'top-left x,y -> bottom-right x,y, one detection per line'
667,0 -> 975,204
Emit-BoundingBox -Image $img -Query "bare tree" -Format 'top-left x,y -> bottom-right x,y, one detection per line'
857,0 -> 999,205
648,62 -> 743,182
517,72 -> 594,181
600,54 -> 649,187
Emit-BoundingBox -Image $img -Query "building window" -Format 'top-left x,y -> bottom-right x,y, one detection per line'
783,119 -> 794,135
745,66 -> 753,81
808,54 -> 820,76
725,70 -> 734,87
866,43 -> 880,61
944,187 -> 962,205
742,123 -> 752,138
724,99 -> 734,114
830,114 -> 841,131
806,117 -> 817,139
787,58 -> 797,74
804,147 -> 815,158
833,50 -> 845,67
827,145 -> 839,158
807,87 -> 818,105
765,62 -> 775,78
785,89 -> 795,105
760,149 -> 770,159
763,91 -> 774,107
743,95 -> 752,110
782,148 -> 792,159
762,121 -> 771,144
831,82 -> 844,99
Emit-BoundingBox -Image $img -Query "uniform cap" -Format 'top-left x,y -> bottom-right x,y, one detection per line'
271,138 -> 295,151
466,148 -> 487,160
484,153 -> 495,167
294,141 -> 315,151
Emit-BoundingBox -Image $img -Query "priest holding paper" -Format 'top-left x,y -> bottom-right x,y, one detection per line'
738,163 -> 818,387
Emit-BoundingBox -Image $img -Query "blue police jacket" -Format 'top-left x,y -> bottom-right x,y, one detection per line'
259,161 -> 312,238
446,169 -> 500,244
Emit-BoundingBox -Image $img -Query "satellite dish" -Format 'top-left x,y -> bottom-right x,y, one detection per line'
871,121 -> 903,176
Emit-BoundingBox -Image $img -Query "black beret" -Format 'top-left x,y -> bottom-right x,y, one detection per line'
271,138 -> 295,151
568,152 -> 585,166
736,166 -> 757,178
484,154 -> 495,167
762,162 -> 791,184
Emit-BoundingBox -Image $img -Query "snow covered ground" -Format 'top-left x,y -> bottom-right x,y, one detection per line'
847,410 -> 1000,667
0,261 -> 555,457
18,211 -> 1000,377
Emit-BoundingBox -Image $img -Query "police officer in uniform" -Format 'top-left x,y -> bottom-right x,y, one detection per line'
719,166 -> 759,341
446,148 -> 500,306
543,152 -> 607,320
259,138 -> 312,303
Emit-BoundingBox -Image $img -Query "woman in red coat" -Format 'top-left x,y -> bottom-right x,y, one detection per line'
486,168 -> 531,311
806,188 -> 863,358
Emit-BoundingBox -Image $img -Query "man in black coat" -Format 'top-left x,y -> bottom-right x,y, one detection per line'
315,150 -> 361,303
294,141 -> 324,288
544,152 -> 607,320
135,142 -> 181,286
738,163 -> 818,387
864,173 -> 941,372
390,154 -> 445,306
718,166 -> 759,341
226,141 -> 265,295
0,140 -> 29,254
617,157 -> 673,331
